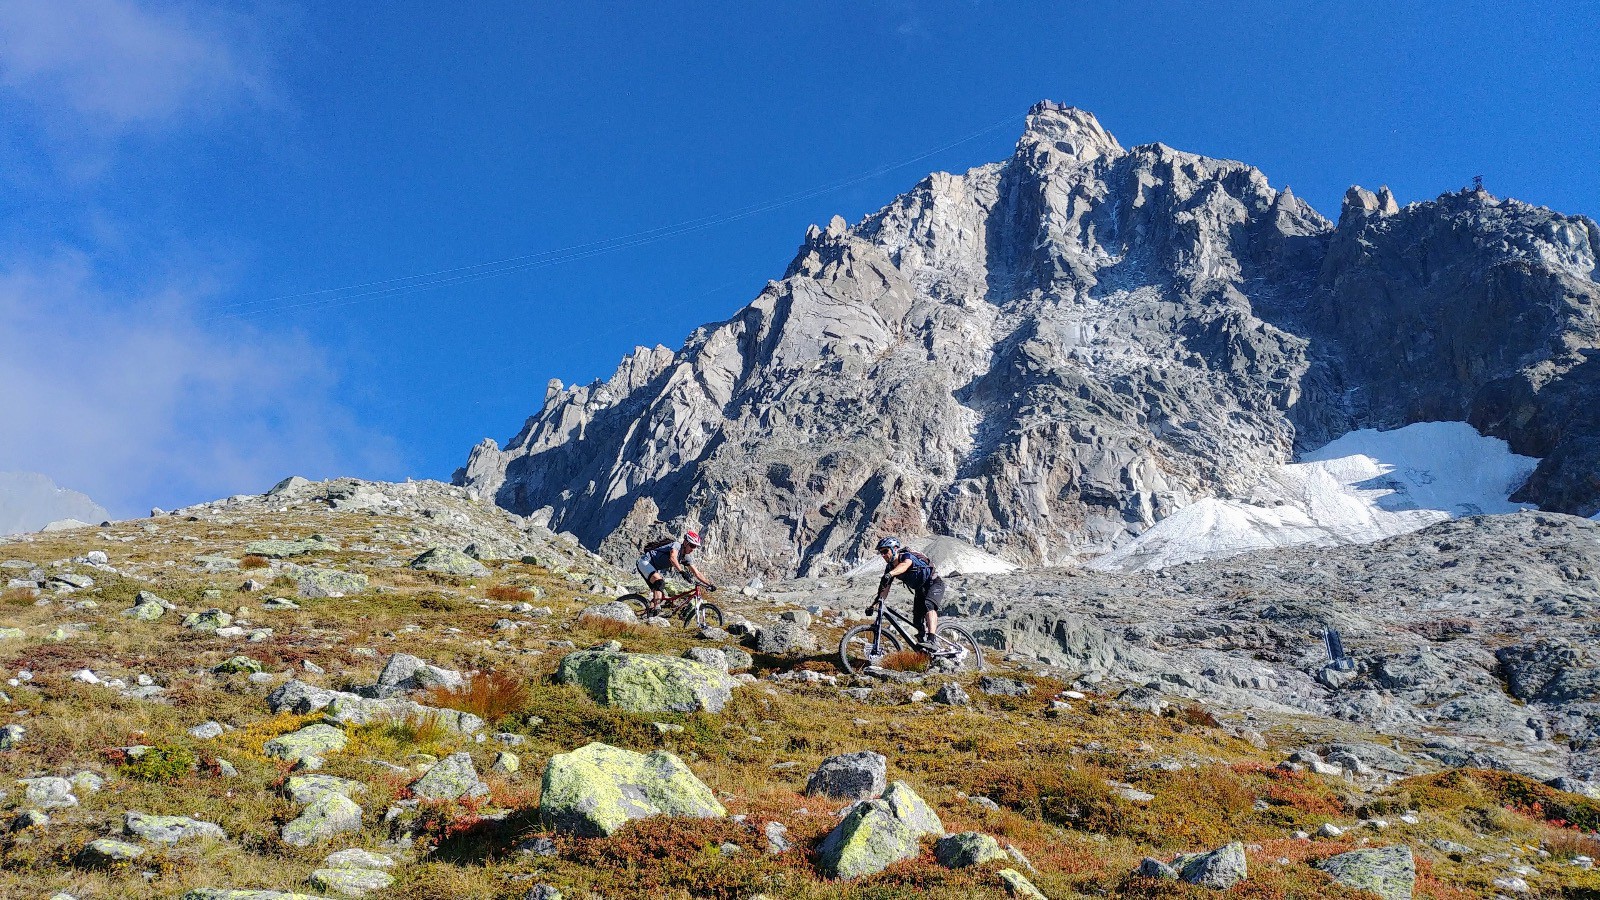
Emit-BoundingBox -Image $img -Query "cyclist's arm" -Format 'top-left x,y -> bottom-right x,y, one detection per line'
685,561 -> 713,586
874,559 -> 913,602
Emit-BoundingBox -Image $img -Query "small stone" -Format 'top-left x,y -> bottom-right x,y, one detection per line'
213,656 -> 263,675
1173,842 -> 1248,889
935,831 -> 1007,868
764,820 -> 791,854
18,777 -> 76,809
81,837 -> 144,864
283,774 -> 367,804
933,682 -> 970,706
0,723 -> 22,750
310,867 -> 395,897
524,886 -> 563,900
13,808 -> 49,829
998,867 -> 1048,899
492,751 -> 520,775
281,792 -> 363,846
324,848 -> 394,869
124,811 -> 226,844
409,751 -> 489,801
1319,822 -> 1345,838
264,723 -> 348,763
805,751 -> 888,801
1139,857 -> 1179,879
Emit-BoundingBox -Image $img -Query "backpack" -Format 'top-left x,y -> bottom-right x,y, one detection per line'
641,538 -> 676,554
902,550 -> 935,576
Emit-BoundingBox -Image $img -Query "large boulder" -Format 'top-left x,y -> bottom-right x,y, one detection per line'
409,547 -> 490,577
1173,842 -> 1248,889
805,751 -> 888,801
556,650 -> 737,714
816,781 -> 944,879
408,752 -> 489,801
1316,846 -> 1416,900
538,741 -> 725,837
267,680 -> 482,733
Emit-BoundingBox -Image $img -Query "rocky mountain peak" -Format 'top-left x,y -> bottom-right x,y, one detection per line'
1016,100 -> 1123,166
459,103 -> 1600,579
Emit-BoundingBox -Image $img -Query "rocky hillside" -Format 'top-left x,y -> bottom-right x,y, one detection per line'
0,481 -> 1596,899
457,101 -> 1600,578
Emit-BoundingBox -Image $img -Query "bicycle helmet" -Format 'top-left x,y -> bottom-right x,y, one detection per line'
682,530 -> 702,548
875,537 -> 901,553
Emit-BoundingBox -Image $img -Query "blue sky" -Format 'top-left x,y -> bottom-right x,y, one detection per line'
2,0 -> 1597,518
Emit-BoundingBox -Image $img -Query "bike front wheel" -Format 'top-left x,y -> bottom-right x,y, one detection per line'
839,624 -> 904,676
933,623 -> 985,672
684,602 -> 724,630
621,593 -> 654,619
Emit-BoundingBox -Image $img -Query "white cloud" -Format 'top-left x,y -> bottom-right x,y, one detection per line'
0,253 -> 398,518
0,0 -> 264,127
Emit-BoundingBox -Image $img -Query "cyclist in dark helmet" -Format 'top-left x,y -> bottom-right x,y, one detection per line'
866,536 -> 943,650
636,530 -> 713,611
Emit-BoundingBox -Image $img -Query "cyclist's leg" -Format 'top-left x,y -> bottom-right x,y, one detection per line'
924,579 -> 943,638
637,558 -> 666,606
913,589 -> 931,647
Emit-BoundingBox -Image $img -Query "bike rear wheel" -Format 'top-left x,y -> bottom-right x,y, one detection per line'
932,623 -> 985,672
839,624 -> 905,676
683,602 -> 724,630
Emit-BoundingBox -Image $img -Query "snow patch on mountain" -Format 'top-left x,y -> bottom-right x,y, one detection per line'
842,534 -> 1019,580
1089,422 -> 1537,571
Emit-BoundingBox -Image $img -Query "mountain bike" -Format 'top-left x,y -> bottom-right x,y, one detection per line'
838,602 -> 983,675
621,579 -> 724,630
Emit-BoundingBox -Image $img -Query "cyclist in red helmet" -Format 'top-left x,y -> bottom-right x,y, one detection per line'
636,530 -> 713,611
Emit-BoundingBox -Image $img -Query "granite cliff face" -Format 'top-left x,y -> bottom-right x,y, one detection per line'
458,102 -> 1600,577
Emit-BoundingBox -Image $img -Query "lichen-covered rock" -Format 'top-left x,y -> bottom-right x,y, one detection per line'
372,652 -> 464,695
18,777 -> 77,809
935,831 -> 1007,868
1174,842 -> 1248,889
289,566 -> 368,598
183,608 -> 232,631
999,867 -> 1048,898
409,751 -> 489,801
310,867 -> 394,897
213,655 -> 263,675
280,791 -> 362,846
409,547 -> 490,577
324,848 -> 393,869
124,811 -> 226,844
578,600 -> 637,624
816,781 -> 944,879
181,883 -> 328,890
1139,857 -> 1179,879
0,723 -> 24,750
245,537 -> 338,558
1316,846 -> 1416,900
539,741 -> 725,837
322,694 -> 483,734
81,838 -> 144,865
754,620 -> 817,655
263,723 -> 347,763
556,650 -> 737,714
283,774 -> 366,804
805,751 -> 888,801
122,600 -> 165,620
0,626 -> 24,640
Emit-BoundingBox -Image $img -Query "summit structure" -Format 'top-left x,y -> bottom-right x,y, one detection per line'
457,102 -> 1600,576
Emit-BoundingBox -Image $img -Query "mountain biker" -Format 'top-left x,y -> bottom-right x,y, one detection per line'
866,536 -> 943,650
636,530 -> 714,610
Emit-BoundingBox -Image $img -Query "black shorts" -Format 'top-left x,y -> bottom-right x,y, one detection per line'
912,578 -> 945,627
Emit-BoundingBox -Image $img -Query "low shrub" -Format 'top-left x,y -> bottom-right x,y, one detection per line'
383,710 -> 452,747
424,672 -> 532,725
240,554 -> 270,569
880,650 -> 930,672
2,587 -> 36,606
120,746 -> 198,782
485,585 -> 535,603
579,617 -> 636,640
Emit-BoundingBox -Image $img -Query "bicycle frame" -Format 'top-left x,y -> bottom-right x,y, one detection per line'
864,603 -> 922,656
